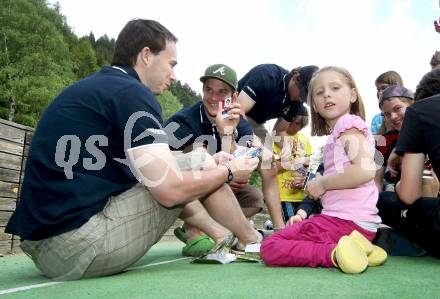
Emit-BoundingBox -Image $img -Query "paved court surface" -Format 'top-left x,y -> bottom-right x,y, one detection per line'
1,241 -> 439,298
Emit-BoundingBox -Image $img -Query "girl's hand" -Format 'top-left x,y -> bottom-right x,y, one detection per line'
305,173 -> 326,200
287,214 -> 303,225
289,173 -> 306,189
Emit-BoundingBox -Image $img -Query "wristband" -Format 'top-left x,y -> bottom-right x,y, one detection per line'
225,163 -> 234,183
221,128 -> 238,140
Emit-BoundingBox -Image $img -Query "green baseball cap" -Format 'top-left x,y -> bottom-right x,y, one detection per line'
200,64 -> 237,90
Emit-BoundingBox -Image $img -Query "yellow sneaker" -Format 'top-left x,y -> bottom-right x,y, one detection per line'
367,245 -> 387,266
349,230 -> 373,254
350,230 -> 387,266
331,236 -> 368,274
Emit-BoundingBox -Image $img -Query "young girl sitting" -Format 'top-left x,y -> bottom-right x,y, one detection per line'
260,66 -> 387,274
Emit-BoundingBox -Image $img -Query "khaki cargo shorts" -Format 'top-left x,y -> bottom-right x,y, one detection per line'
234,184 -> 264,210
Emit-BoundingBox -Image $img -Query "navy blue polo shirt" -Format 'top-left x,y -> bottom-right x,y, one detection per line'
237,64 -> 302,124
6,66 -> 167,240
166,101 -> 253,154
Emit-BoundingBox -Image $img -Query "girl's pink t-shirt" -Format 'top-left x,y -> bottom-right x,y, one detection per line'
321,114 -> 381,223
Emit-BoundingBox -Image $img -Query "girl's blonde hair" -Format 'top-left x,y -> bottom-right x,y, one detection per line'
307,66 -> 366,136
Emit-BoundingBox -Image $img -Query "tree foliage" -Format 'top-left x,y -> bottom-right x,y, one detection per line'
249,171 -> 262,188
0,0 -> 78,126
157,90 -> 183,122
0,0 -> 199,127
169,80 -> 202,108
70,36 -> 99,78
88,33 -> 115,67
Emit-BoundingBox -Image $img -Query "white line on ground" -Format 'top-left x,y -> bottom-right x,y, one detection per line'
0,282 -> 63,295
0,257 -> 190,296
125,257 -> 191,272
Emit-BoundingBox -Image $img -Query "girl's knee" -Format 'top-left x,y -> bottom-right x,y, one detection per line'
260,237 -> 281,265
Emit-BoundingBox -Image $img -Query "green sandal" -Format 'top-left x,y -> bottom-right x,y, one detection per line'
182,235 -> 215,257
173,227 -> 188,244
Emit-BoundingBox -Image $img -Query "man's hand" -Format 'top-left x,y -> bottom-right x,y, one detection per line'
229,156 -> 259,182
213,151 -> 232,165
215,92 -> 240,135
387,149 -> 401,179
259,146 -> 274,169
305,173 -> 326,200
229,180 -> 247,192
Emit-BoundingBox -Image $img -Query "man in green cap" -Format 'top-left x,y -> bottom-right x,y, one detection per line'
166,64 -> 264,256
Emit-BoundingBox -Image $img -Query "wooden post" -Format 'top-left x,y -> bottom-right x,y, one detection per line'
0,119 -> 34,255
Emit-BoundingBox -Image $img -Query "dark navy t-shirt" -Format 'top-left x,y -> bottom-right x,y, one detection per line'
6,66 -> 167,240
237,64 -> 302,124
166,101 -> 253,154
396,95 -> 440,178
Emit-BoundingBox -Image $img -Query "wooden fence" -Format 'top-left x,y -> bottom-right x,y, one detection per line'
0,118 -> 33,256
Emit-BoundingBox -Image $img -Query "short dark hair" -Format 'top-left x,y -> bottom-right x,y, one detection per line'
112,19 -> 178,66
414,68 -> 440,101
288,66 -> 302,78
375,71 -> 403,86
293,114 -> 309,129
430,51 -> 440,69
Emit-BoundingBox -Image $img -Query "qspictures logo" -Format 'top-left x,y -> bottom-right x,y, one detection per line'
54,111 -> 386,187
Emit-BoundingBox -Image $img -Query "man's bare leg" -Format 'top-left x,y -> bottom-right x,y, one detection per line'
180,195 -> 261,246
201,184 -> 261,246
248,128 -> 284,230
181,205 -> 259,242
179,201 -> 230,244
180,186 -> 261,246
178,148 -> 261,246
